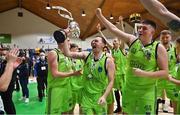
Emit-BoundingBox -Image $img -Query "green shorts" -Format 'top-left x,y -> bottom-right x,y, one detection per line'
72,89 -> 82,105
157,79 -> 179,101
114,74 -> 125,90
46,86 -> 73,114
81,90 -> 107,114
178,102 -> 180,113
122,85 -> 156,114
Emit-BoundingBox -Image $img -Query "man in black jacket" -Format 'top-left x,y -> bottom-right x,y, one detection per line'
0,48 -> 20,114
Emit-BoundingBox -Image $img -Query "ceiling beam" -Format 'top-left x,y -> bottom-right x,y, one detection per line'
0,6 -> 17,13
163,0 -> 179,5
82,0 -> 178,39
81,0 -> 106,40
166,7 -> 180,14
116,0 -> 179,33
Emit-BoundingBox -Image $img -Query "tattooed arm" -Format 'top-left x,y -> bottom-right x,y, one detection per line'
139,0 -> 180,33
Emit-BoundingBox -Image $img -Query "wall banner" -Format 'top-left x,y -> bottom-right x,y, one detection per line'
37,36 -> 56,44
0,34 -> 11,43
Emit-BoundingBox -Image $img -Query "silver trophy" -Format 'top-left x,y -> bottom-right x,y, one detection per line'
52,6 -> 80,43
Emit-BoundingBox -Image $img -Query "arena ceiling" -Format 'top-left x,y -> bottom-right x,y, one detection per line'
0,0 -> 179,40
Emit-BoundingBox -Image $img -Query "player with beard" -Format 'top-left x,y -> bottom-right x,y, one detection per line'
157,30 -> 178,113
167,37 -> 180,114
97,21 -> 126,114
62,36 -> 115,114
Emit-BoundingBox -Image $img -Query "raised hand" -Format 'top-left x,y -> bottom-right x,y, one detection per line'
119,16 -> 123,22
96,23 -> 102,32
96,8 -> 102,17
6,49 -> 19,63
6,49 -> 22,69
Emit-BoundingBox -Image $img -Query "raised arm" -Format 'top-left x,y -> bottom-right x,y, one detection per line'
96,8 -> 136,46
47,50 -> 81,78
118,16 -> 125,32
118,16 -> 127,51
139,0 -> 180,32
63,39 -> 88,60
0,49 -> 20,92
98,58 -> 115,105
97,23 -> 113,49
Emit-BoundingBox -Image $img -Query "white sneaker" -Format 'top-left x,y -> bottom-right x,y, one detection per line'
162,104 -> 168,113
25,98 -> 29,103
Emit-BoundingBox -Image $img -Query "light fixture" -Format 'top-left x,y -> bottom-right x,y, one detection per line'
110,14 -> 114,20
18,11 -> 23,17
46,3 -> 51,10
46,0 -> 51,10
81,10 -> 86,17
18,0 -> 23,17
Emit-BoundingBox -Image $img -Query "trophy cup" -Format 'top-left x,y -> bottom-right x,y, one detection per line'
52,6 -> 80,43
129,13 -> 141,37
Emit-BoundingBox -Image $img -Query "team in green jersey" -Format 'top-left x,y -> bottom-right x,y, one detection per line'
63,36 -> 115,114
157,30 -> 178,113
167,38 -> 180,114
96,8 -> 169,114
46,39 -> 81,114
69,43 -> 84,111
123,39 -> 159,114
46,7 -> 179,114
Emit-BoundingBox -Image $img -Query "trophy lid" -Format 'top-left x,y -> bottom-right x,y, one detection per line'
53,30 -> 67,43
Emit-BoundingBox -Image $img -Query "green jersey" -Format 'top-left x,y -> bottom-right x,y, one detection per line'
157,45 -> 178,101
177,64 -> 180,90
112,48 -> 126,75
83,52 -> 108,94
177,64 -> 180,114
46,49 -> 73,114
70,59 -> 84,91
168,45 -> 177,77
47,49 -> 72,88
126,39 -> 159,89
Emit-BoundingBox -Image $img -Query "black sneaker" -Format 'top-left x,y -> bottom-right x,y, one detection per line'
163,110 -> 168,113
113,107 -> 122,113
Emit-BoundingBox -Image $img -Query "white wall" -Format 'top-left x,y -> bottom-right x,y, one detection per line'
0,8 -> 133,50
0,8 -> 59,49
